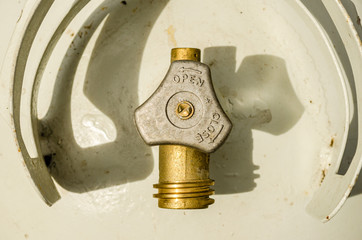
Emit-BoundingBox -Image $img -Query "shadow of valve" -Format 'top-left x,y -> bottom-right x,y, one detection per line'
204,47 -> 304,194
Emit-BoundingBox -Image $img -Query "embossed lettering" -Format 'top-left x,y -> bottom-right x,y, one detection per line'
195,112 -> 224,144
182,74 -> 188,82
202,130 -> 210,139
213,113 -> 220,120
196,133 -> 204,143
207,125 -> 215,133
172,73 -> 205,87
198,77 -> 204,87
172,68 -> 205,87
173,75 -> 180,83
179,67 -> 202,74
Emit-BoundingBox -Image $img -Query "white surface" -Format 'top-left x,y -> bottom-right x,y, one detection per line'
1,0 -> 362,239
306,0 -> 362,221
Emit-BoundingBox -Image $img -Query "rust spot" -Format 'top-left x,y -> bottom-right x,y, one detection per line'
320,169 -> 326,185
326,216 -> 330,220
18,148 -> 21,152
78,32 -> 83,38
66,29 -> 75,37
309,100 -> 312,103
105,170 -> 110,174
289,202 -> 294,206
24,233 -> 29,239
101,7 -> 108,11
330,137 -> 334,147
357,16 -> 361,26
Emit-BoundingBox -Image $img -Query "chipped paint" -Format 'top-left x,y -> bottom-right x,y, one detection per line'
330,137 -> 335,147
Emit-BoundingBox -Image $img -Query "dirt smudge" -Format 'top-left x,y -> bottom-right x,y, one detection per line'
166,25 -> 177,47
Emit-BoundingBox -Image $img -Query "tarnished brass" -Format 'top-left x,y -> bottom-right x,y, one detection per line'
171,48 -> 200,62
154,48 -> 214,209
155,145 -> 214,209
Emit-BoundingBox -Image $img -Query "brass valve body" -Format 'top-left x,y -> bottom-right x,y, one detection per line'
155,145 -> 214,209
155,48 -> 214,209
134,48 -> 232,210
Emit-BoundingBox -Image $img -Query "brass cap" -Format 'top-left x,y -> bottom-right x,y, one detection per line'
171,48 -> 201,63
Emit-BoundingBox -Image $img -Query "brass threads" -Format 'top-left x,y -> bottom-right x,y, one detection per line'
155,145 -> 214,209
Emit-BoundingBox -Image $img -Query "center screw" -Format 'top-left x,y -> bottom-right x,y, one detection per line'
176,101 -> 194,120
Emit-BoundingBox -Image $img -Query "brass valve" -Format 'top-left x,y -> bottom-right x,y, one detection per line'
135,48 -> 232,209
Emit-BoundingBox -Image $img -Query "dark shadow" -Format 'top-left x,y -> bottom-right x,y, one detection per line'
204,47 -> 304,194
301,0 -> 359,176
39,0 -> 169,193
350,174 -> 362,197
338,1 -> 362,192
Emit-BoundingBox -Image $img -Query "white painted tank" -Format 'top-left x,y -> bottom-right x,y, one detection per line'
0,0 -> 361,239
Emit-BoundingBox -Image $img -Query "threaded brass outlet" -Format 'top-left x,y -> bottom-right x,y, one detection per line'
153,48 -> 215,209
154,145 -> 214,209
